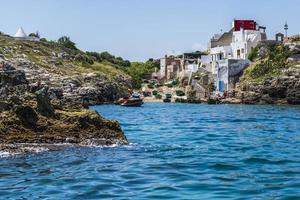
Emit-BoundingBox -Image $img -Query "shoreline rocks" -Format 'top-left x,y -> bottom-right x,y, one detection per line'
0,62 -> 128,155
237,67 -> 300,104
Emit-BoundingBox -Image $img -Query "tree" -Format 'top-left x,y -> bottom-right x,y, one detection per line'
58,36 -> 77,50
125,62 -> 157,89
100,51 -> 114,61
29,31 -> 40,38
40,38 -> 47,42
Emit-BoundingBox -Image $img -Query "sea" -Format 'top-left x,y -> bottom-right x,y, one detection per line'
1,103 -> 300,199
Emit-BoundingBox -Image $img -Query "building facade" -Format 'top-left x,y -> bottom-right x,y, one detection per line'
159,52 -> 204,80
205,20 -> 267,76
203,20 -> 267,93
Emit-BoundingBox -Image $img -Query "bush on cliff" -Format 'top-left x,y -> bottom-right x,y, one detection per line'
248,47 -> 259,62
86,51 -> 131,68
58,36 -> 77,50
245,44 -> 290,81
125,60 -> 158,89
291,36 -> 300,42
75,54 -> 94,65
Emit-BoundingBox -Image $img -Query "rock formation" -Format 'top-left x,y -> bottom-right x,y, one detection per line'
0,34 -> 132,107
235,39 -> 300,104
0,61 -> 128,155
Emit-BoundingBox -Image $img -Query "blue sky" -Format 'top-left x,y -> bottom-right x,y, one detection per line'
0,0 -> 299,61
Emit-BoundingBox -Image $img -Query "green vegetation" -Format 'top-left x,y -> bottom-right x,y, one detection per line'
248,47 -> 259,62
0,34 -> 129,80
28,32 -> 40,38
0,33 -> 161,89
165,93 -> 172,98
86,51 -> 130,67
155,93 -> 162,99
164,80 -> 178,88
125,59 -> 159,89
152,90 -> 158,96
58,36 -> 77,50
291,35 -> 300,42
244,44 -> 290,82
75,54 -> 94,65
176,90 -> 185,96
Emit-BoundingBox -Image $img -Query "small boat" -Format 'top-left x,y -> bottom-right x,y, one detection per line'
121,99 -> 143,107
119,93 -> 144,107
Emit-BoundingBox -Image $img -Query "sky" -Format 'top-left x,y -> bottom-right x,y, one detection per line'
0,0 -> 299,61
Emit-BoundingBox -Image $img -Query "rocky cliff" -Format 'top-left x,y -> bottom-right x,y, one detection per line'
0,62 -> 128,154
0,35 -> 131,154
0,35 -> 132,106
236,38 -> 300,104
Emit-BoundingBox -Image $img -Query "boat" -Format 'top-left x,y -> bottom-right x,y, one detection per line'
121,99 -> 143,107
119,93 -> 144,107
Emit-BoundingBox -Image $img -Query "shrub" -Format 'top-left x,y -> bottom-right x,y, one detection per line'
155,94 -> 162,99
152,90 -> 158,96
58,36 -> 77,50
125,62 -> 157,89
291,36 -> 300,42
29,32 -> 40,38
176,90 -> 185,96
86,52 -> 103,62
40,38 -> 47,42
247,44 -> 290,79
75,54 -> 94,65
248,47 -> 258,62
148,84 -> 154,89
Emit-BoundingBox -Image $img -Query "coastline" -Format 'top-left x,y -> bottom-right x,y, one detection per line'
0,62 -> 128,155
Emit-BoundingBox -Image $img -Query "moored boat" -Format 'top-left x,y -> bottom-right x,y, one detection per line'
119,93 -> 144,107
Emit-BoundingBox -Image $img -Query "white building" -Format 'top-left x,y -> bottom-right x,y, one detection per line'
202,20 -> 267,93
231,28 -> 266,59
203,20 -> 267,75
14,27 -> 40,42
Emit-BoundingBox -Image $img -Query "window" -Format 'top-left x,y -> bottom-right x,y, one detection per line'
219,53 -> 223,60
237,49 -> 241,58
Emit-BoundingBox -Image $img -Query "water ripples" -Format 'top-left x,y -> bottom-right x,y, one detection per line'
0,103 -> 300,199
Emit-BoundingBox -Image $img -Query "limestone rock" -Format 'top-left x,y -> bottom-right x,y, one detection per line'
0,61 -> 128,154
15,105 -> 38,129
36,87 -> 55,117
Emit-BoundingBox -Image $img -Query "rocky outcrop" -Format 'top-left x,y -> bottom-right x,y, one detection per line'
0,35 -> 132,106
234,40 -> 300,105
237,66 -> 300,104
8,58 -> 131,106
0,63 -> 28,87
0,63 -> 128,154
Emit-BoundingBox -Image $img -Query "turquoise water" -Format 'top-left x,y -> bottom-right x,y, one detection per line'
1,103 -> 300,199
